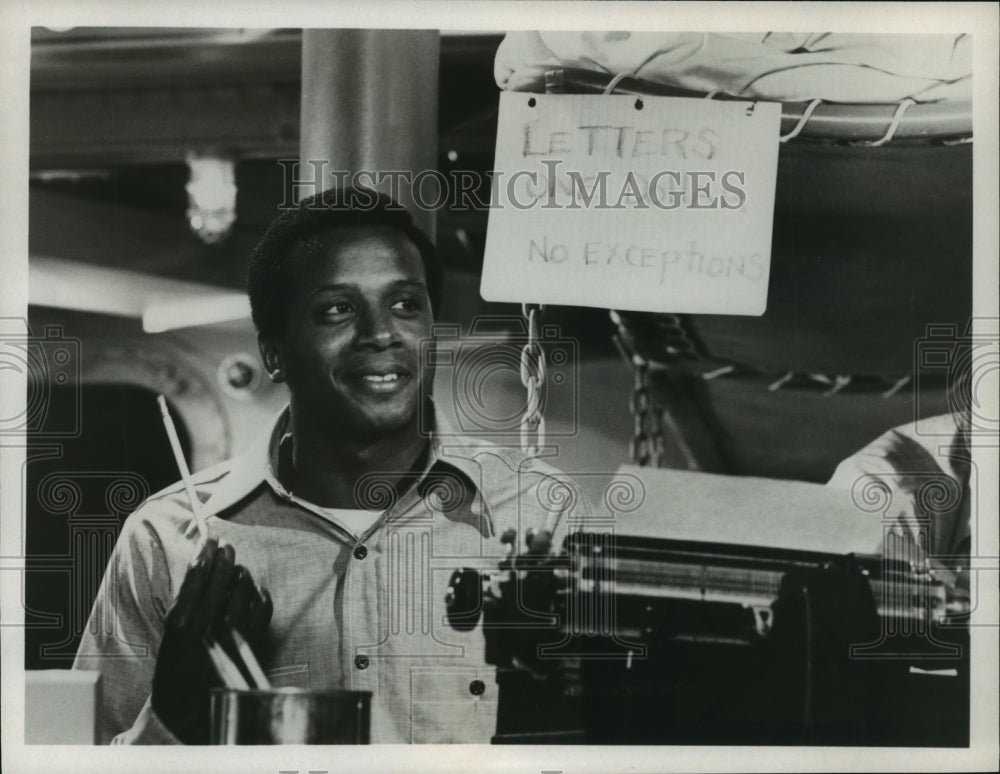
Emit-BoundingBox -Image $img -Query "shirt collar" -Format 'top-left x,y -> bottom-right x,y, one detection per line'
201,402 -> 490,518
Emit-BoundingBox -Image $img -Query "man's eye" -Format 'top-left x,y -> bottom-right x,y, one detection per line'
322,301 -> 354,316
391,297 -> 421,313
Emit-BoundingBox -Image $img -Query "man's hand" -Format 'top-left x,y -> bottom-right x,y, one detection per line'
151,538 -> 272,744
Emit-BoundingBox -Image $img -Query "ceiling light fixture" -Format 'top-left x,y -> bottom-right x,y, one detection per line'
185,152 -> 237,244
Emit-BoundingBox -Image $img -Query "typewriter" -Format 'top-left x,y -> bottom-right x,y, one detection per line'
446,527 -> 970,746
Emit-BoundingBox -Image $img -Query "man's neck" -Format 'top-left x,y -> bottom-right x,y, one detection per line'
283,414 -> 430,510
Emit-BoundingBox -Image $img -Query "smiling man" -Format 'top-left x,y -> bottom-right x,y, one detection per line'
73,187 -> 581,744
253,203 -> 441,519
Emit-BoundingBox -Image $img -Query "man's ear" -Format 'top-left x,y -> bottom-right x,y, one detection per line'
258,334 -> 286,383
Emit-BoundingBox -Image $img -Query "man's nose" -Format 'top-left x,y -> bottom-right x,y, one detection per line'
356,306 -> 399,347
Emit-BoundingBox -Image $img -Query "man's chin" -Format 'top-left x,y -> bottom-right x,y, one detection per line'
345,396 -> 421,437
297,383 -> 423,439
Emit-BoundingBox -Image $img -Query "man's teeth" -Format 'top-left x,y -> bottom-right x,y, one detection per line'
363,373 -> 400,383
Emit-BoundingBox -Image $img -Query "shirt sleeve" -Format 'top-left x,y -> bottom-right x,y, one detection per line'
109,698 -> 181,745
72,505 -> 179,744
827,415 -> 968,558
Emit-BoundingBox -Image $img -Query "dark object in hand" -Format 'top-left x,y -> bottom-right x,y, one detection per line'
151,538 -> 272,744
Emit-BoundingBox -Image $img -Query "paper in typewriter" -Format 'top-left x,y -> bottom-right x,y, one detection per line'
613,464 -> 884,555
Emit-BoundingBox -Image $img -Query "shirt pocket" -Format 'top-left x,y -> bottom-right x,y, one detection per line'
409,666 -> 497,744
265,663 -> 311,690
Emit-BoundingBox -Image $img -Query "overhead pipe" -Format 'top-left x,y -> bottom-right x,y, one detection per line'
299,29 -> 439,240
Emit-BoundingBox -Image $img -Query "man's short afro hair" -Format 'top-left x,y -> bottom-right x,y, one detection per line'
247,186 -> 442,338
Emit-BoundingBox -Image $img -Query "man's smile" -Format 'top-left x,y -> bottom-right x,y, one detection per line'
359,371 -> 408,390
346,365 -> 415,394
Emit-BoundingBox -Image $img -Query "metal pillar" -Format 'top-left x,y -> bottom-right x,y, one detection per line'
300,29 -> 439,239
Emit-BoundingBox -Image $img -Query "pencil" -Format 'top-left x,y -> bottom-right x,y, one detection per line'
204,637 -> 251,690
157,395 -> 209,543
229,626 -> 271,690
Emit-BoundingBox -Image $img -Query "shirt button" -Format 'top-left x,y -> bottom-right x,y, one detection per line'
353,544 -> 368,560
469,679 -> 486,696
354,655 -> 369,670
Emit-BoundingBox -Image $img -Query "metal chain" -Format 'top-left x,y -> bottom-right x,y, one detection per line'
628,354 -> 664,467
519,303 -> 547,456
610,310 -> 666,468
629,356 -> 651,466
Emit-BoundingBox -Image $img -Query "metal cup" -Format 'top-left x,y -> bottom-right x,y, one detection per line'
210,688 -> 371,744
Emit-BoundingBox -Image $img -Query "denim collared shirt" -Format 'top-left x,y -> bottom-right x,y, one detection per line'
73,406 -> 584,744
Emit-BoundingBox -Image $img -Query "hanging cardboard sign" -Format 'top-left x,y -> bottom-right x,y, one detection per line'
481,93 -> 781,315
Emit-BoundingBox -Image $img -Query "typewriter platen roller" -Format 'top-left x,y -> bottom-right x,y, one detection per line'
445,530 -> 970,746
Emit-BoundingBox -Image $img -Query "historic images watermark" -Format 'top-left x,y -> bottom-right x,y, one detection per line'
1,318 -> 154,661
913,320 -> 999,440
419,317 -> 579,441
843,319 -> 999,659
0,320 -> 81,440
276,160 -> 750,213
